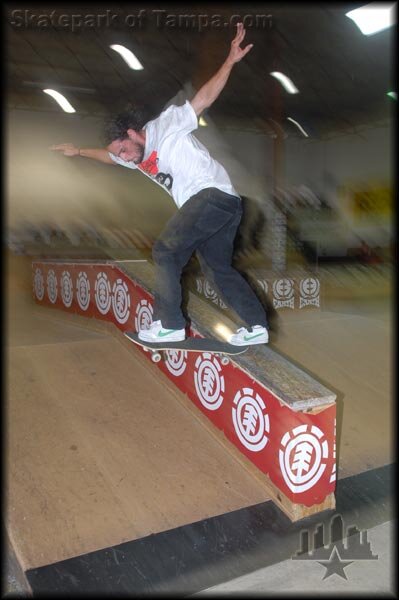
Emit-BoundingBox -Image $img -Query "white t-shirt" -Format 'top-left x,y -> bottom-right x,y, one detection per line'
108,100 -> 238,208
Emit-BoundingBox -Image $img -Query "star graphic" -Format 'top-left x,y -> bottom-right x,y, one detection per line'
317,546 -> 354,580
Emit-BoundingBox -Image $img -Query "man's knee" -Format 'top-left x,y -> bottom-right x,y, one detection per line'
152,239 -> 177,265
152,239 -> 165,264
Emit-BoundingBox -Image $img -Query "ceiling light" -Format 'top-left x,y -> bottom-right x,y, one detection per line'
199,116 -> 208,126
345,2 -> 396,35
270,72 -> 299,94
287,117 -> 309,137
110,44 -> 144,70
43,89 -> 76,113
387,91 -> 397,100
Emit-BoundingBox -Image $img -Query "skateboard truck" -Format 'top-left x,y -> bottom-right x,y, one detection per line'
142,346 -> 230,365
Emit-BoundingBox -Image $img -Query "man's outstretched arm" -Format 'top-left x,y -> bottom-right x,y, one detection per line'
50,143 -> 116,164
190,22 -> 253,116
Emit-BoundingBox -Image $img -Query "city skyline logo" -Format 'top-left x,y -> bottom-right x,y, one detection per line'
293,513 -> 378,580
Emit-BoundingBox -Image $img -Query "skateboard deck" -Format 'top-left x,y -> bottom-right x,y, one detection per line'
124,332 -> 248,364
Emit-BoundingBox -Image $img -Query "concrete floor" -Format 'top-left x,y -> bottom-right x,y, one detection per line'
192,520 -> 395,595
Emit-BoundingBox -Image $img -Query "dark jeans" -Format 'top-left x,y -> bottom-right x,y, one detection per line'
152,187 -> 268,330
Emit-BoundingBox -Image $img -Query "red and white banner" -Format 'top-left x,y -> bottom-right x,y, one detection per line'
33,261 -> 336,508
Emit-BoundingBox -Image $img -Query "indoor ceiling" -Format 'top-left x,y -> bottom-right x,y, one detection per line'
5,3 -> 395,137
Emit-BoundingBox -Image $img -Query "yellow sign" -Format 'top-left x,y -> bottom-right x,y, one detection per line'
351,186 -> 392,218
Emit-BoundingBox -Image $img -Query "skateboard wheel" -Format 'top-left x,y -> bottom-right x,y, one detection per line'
221,357 -> 230,366
152,352 -> 162,363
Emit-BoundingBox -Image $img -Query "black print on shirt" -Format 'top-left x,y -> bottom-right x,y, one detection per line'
155,172 -> 173,190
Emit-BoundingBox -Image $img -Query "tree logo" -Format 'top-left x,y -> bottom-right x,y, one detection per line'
95,272 -> 112,315
112,278 -> 131,324
300,277 -> 320,308
135,299 -> 153,331
34,267 -> 44,301
194,353 -> 225,410
76,271 -> 90,311
273,278 -> 295,309
61,270 -> 73,307
165,349 -> 188,377
257,279 -> 269,294
232,388 -> 270,452
46,269 -> 57,304
203,279 -> 219,304
279,424 -> 329,493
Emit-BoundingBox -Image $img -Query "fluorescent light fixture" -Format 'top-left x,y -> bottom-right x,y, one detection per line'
110,44 -> 144,70
287,117 -> 309,137
387,91 -> 397,100
199,116 -> 208,126
270,71 -> 299,94
345,2 -> 396,35
43,89 -> 76,113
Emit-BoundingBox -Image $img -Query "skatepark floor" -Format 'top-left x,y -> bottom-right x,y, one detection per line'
4,252 -> 394,596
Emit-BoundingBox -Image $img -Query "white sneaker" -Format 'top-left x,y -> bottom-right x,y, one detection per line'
138,320 -> 186,343
229,325 -> 269,346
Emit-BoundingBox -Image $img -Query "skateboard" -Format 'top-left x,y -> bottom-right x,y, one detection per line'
124,332 -> 248,365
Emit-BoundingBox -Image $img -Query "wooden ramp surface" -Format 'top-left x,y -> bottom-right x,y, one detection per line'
6,254 -> 393,572
6,258 -> 271,570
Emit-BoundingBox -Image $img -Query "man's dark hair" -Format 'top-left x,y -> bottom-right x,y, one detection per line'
103,104 -> 148,145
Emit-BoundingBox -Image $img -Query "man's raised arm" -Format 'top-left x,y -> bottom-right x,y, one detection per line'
50,143 -> 116,165
190,22 -> 253,117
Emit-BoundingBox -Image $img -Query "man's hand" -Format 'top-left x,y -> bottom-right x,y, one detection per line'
190,22 -> 253,116
50,144 -> 116,164
49,143 -> 80,157
226,22 -> 254,66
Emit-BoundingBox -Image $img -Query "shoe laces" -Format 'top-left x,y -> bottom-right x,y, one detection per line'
236,327 -> 248,334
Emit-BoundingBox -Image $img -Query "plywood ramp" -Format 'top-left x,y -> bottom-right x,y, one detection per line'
272,306 -> 392,478
6,260 -> 270,570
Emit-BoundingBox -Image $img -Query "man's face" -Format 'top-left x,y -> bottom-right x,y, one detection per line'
107,133 -> 145,164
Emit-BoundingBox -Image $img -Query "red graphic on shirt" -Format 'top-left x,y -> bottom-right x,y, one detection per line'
139,151 -> 159,175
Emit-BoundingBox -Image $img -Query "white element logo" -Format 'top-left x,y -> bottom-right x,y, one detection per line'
76,271 -> 90,311
112,278 -> 131,324
273,278 -> 295,309
257,279 -> 269,294
135,299 -> 153,331
279,424 -> 329,493
47,269 -> 58,304
330,418 -> 337,484
34,267 -> 44,301
299,277 -> 320,309
165,350 -> 188,377
204,279 -> 219,304
95,272 -> 112,315
232,388 -> 270,452
196,278 -> 203,294
61,270 -> 73,307
194,353 -> 225,410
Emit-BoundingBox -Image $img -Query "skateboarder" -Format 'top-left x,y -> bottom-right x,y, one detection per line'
50,23 -> 269,346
